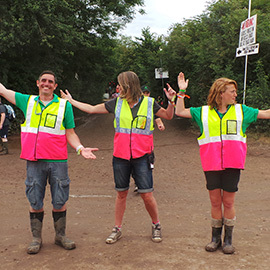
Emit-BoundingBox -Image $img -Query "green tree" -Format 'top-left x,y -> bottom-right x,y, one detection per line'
115,28 -> 166,98
0,0 -> 144,104
164,0 -> 270,107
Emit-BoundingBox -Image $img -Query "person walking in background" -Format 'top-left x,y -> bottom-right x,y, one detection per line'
0,97 -> 10,154
0,70 -> 98,254
175,72 -> 270,254
141,85 -> 165,131
60,71 -> 176,244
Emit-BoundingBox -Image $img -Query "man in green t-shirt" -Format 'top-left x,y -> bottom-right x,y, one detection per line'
0,70 -> 98,254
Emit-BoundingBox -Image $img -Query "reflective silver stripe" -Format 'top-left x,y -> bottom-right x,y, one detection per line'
202,106 -> 209,139
133,129 -> 154,135
198,135 -> 246,145
222,134 -> 246,142
146,97 -> 153,131
115,98 -> 122,128
115,127 -> 129,134
235,104 -> 242,136
198,136 -> 221,145
25,95 -> 37,126
38,126 -> 66,135
21,126 -> 38,133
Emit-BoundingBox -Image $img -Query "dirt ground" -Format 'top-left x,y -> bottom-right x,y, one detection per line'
0,113 -> 270,270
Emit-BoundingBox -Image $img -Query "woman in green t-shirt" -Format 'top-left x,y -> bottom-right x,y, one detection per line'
175,72 -> 270,254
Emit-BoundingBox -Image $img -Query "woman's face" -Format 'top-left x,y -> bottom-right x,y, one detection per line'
220,84 -> 237,105
117,84 -> 124,94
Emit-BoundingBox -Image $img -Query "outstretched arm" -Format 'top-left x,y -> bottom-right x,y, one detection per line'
257,109 -> 270,119
175,72 -> 192,118
60,89 -> 108,114
66,128 -> 99,159
0,83 -> 16,105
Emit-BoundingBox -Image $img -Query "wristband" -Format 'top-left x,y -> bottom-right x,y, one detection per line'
179,89 -> 186,93
76,145 -> 84,155
177,94 -> 185,99
168,99 -> 176,107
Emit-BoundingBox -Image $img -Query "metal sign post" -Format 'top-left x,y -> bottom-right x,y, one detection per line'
244,0 -> 252,104
155,67 -> 169,101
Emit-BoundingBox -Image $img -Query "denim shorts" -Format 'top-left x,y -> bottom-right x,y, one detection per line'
204,168 -> 241,192
113,155 -> 153,193
25,160 -> 70,210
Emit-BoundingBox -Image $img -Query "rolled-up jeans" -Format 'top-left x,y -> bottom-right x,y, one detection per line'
112,155 -> 154,194
25,160 -> 70,210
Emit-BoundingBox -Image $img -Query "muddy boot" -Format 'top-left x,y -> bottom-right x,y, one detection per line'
222,217 -> 235,254
1,141 -> 8,154
205,218 -> 223,252
53,210 -> 76,250
27,212 -> 44,254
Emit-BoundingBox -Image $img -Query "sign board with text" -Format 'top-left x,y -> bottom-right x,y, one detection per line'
239,14 -> 257,47
236,43 -> 259,57
155,68 -> 169,79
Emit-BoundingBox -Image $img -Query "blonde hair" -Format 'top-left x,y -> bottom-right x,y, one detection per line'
207,78 -> 238,109
117,71 -> 142,104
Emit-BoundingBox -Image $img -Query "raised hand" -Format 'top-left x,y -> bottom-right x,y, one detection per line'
164,83 -> 176,101
178,72 -> 189,90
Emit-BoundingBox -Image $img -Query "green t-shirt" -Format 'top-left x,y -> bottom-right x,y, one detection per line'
190,104 -> 259,134
15,92 -> 75,161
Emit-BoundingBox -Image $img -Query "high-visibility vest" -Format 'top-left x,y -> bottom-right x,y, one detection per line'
113,96 -> 154,160
20,95 -> 67,161
198,104 -> 247,171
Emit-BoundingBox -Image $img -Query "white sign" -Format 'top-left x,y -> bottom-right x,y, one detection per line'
239,14 -> 257,47
236,43 -> 260,57
155,68 -> 169,79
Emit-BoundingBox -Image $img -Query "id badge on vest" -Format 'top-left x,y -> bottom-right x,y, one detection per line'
44,113 -> 58,128
226,120 -> 237,135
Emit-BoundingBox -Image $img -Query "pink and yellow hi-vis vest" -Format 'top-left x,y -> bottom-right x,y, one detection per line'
198,104 -> 247,171
20,95 -> 67,161
113,96 -> 154,160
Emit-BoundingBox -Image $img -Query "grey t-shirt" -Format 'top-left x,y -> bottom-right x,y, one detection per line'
104,95 -> 161,118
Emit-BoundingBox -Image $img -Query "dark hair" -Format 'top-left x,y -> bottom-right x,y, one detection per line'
38,70 -> 57,83
141,85 -> 150,93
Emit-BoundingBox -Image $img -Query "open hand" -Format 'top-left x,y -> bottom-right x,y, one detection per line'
60,89 -> 73,102
81,147 -> 99,159
178,72 -> 189,90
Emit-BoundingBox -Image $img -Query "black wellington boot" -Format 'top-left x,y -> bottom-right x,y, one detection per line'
205,218 -> 223,252
222,225 -> 235,254
53,210 -> 76,250
27,212 -> 44,254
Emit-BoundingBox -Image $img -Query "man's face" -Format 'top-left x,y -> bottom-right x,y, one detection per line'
143,91 -> 150,97
36,74 -> 58,96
